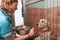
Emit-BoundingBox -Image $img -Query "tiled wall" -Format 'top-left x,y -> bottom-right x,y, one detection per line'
26,0 -> 60,8
24,7 -> 60,37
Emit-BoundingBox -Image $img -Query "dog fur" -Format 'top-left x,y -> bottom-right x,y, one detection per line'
35,19 -> 57,40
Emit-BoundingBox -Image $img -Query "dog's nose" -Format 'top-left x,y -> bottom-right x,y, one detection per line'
36,24 -> 38,26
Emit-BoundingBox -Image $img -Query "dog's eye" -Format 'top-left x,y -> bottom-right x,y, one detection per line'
42,21 -> 44,23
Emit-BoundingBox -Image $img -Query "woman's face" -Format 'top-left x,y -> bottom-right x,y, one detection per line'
10,2 -> 18,12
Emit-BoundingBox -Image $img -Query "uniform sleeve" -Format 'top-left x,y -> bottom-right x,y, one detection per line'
0,11 -> 13,38
0,19 -> 13,38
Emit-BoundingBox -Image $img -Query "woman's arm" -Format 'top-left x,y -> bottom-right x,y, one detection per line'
5,35 -> 15,40
5,28 -> 35,40
15,34 -> 29,40
15,28 -> 35,40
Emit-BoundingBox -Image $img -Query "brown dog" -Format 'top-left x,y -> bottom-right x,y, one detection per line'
35,19 -> 57,40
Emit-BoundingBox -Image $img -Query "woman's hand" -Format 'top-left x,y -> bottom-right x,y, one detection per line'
28,28 -> 35,37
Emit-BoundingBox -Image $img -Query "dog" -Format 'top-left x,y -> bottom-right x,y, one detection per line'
35,19 -> 57,40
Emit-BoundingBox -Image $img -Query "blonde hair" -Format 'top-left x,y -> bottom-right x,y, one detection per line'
1,0 -> 18,12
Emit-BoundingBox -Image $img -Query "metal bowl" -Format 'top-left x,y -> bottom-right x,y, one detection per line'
16,25 -> 31,34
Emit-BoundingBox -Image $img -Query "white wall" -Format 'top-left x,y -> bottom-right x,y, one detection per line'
14,0 -> 24,26
0,0 -> 1,5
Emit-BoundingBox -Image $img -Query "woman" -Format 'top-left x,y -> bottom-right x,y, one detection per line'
0,0 -> 35,40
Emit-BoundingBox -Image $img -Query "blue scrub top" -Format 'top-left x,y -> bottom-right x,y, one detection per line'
0,9 -> 13,40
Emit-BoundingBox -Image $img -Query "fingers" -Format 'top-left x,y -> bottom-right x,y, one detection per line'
31,28 -> 34,30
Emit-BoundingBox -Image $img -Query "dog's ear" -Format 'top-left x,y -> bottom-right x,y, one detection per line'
47,22 -> 49,26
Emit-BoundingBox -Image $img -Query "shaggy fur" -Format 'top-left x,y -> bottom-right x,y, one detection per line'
35,19 -> 57,40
